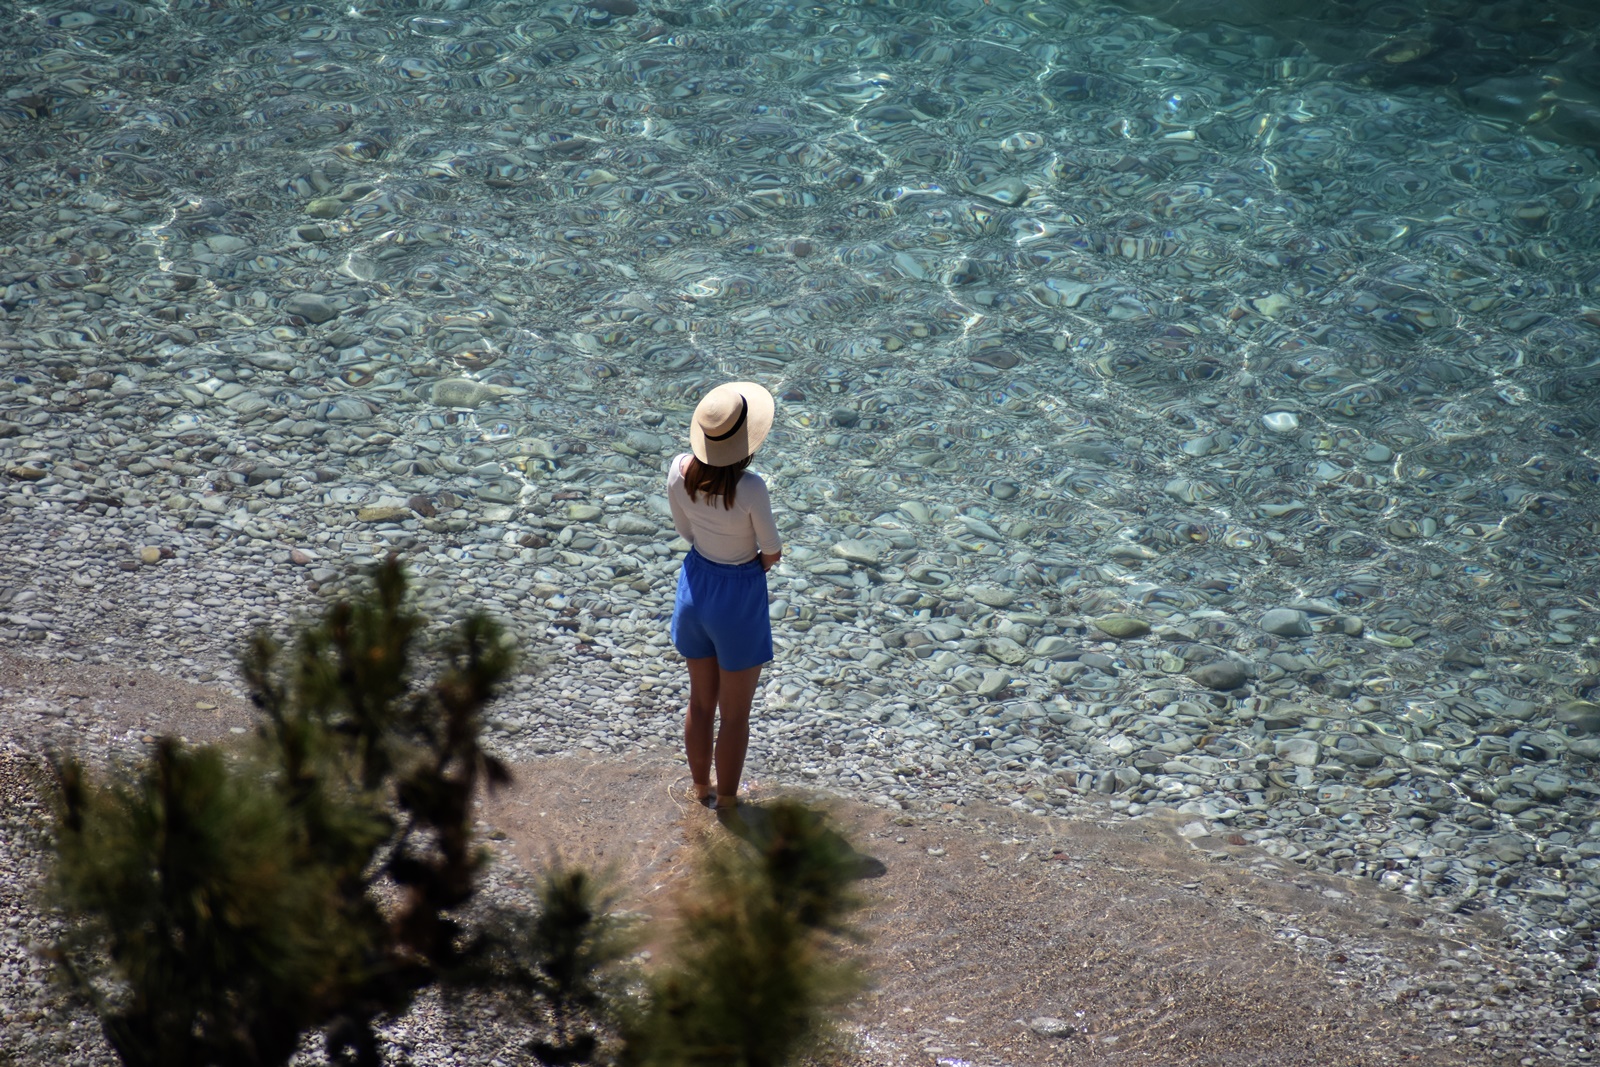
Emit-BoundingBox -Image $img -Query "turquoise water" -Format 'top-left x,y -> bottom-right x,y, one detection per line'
2,0 -> 1599,948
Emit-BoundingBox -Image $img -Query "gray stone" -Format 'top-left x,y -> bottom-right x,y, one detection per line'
1332,744 -> 1384,768
958,516 -> 1004,541
976,669 -> 1012,697
1275,738 -> 1320,767
1335,615 -> 1364,636
1190,659 -> 1249,690
1501,699 -> 1540,722
832,538 -> 888,565
431,378 -> 520,408
1525,878 -> 1568,901
897,500 -> 931,523
1362,444 -> 1394,462
477,484 -> 520,505
246,465 -> 284,486
205,234 -> 251,254
1259,608 -> 1312,637
1570,738 -> 1600,760
1178,797 -> 1239,820
1032,635 -> 1075,659
967,584 -> 1015,608
623,430 -> 668,454
1092,615 -> 1150,639
1029,1017 -> 1076,1038
1269,652 -> 1314,673
284,292 -> 338,323
613,514 -> 658,536
1286,598 -> 1341,615
1531,773 -> 1568,801
246,350 -> 297,371
984,637 -> 1029,666
1557,701 -> 1600,735
1261,704 -> 1314,729
1486,836 -> 1527,863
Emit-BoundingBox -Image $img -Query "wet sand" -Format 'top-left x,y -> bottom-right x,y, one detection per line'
2,651 -> 1574,1067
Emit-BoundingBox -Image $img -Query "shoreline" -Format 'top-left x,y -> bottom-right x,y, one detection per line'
1,648 -> 1596,1065
1,465 -> 1595,954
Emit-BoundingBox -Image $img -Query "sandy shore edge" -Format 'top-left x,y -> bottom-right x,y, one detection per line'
0,651 -> 1579,1067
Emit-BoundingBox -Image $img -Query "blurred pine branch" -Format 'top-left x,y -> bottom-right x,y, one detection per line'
624,801 -> 868,1067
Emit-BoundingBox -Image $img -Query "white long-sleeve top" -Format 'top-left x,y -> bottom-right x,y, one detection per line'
666,452 -> 782,565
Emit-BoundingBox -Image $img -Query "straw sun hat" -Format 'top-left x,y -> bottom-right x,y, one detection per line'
689,381 -> 775,467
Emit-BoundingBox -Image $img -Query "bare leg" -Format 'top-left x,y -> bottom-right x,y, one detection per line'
713,664 -> 764,807
684,657 -> 720,803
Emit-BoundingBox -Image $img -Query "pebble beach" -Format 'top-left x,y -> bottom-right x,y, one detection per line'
3,0 -> 1600,1062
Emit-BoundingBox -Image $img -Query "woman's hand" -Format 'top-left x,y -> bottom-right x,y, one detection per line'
760,551 -> 781,573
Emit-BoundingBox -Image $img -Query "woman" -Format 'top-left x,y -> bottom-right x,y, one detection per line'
667,381 -> 782,812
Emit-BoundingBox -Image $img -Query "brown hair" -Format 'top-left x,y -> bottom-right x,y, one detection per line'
684,454 -> 750,510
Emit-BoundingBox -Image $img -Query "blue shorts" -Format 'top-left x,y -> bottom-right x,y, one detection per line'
671,548 -> 773,672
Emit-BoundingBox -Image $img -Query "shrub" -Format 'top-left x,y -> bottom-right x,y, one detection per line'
51,559 -> 513,1067
624,801 -> 867,1067
48,560 -> 869,1067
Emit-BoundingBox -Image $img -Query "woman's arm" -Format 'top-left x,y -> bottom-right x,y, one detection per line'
745,475 -> 783,567
668,495 -> 694,544
666,454 -> 695,544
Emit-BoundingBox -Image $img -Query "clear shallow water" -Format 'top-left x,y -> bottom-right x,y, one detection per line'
2,0 -> 1599,940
